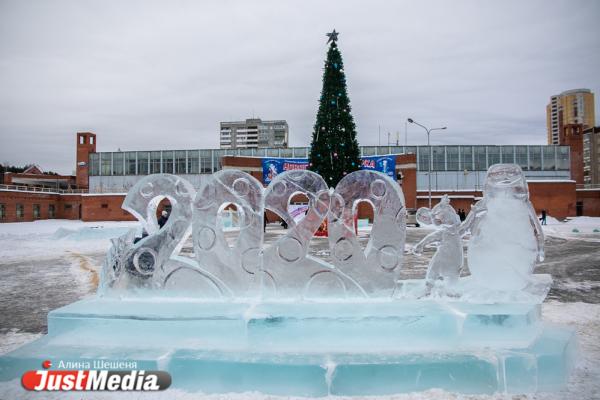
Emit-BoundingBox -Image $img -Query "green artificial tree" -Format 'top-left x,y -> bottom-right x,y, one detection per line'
308,30 -> 361,187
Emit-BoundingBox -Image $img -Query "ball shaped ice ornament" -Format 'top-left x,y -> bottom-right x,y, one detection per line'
467,197 -> 537,291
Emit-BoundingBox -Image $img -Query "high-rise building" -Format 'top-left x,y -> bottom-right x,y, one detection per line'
583,126 -> 600,185
220,119 -> 288,149
546,89 -> 595,145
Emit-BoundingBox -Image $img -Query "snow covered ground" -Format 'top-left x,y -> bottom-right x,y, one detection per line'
0,219 -> 140,263
0,218 -> 599,399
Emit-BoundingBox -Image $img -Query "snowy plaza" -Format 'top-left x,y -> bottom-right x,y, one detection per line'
0,214 -> 599,399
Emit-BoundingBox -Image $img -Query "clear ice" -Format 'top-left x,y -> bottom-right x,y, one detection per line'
413,194 -> 463,291
0,165 -> 576,397
462,164 -> 545,291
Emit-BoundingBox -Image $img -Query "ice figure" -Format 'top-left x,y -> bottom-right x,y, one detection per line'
328,170 -> 406,297
192,170 -> 264,297
461,164 -> 544,291
100,174 -> 227,295
412,194 -> 463,291
260,170 -> 362,299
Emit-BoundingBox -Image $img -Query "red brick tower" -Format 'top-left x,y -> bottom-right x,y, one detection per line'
76,132 -> 96,189
561,124 -> 584,184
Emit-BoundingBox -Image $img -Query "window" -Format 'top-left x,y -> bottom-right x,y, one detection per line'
89,153 -> 99,176
460,146 -> 473,171
188,151 -> 200,174
16,204 -> 24,219
487,146 -> 500,166
101,153 -> 112,175
64,204 -> 72,210
362,146 -> 377,156
33,204 -> 41,219
418,146 -> 430,171
48,204 -> 55,218
474,146 -> 487,170
175,151 -> 187,174
432,146 -> 445,171
200,150 -> 212,173
150,151 -> 161,174
557,146 -> 570,171
280,148 -> 293,158
90,136 -> 94,145
162,151 -> 174,174
515,146 -> 528,170
124,152 -> 137,175
79,136 -> 85,144
0,204 -> 5,220
528,146 -> 542,171
101,204 -> 108,209
113,152 -> 124,175
501,146 -> 515,164
446,146 -> 459,171
543,147 -> 556,171
138,152 -> 149,175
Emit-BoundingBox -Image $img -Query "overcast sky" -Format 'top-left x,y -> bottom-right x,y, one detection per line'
1,0 -> 599,174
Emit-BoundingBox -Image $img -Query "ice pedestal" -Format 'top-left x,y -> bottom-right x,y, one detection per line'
0,297 -> 577,396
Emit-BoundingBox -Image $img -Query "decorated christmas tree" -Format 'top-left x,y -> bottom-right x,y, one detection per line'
308,30 -> 361,187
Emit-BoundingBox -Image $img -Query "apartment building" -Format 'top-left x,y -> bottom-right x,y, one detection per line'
220,119 -> 288,149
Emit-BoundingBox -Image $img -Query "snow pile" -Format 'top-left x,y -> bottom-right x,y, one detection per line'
542,216 -> 600,239
0,220 -> 139,263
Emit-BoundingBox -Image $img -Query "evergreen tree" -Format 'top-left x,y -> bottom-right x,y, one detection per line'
308,30 -> 361,187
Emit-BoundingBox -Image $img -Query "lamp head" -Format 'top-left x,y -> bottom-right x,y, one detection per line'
407,118 -> 414,123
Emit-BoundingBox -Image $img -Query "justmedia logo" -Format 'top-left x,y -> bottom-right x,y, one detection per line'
21,360 -> 171,391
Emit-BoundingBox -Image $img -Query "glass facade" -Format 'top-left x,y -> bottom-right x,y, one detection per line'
446,146 -> 459,171
125,152 -> 136,175
88,145 -> 570,176
529,146 -> 542,171
113,152 -> 123,176
175,151 -> 186,174
516,146 -> 528,170
150,151 -> 161,174
460,146 -> 473,171
138,152 -> 149,175
543,146 -> 556,171
487,146 -> 500,166
501,146 -> 515,164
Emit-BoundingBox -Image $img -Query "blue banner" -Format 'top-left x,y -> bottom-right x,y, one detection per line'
262,158 -> 309,185
360,155 -> 396,179
262,155 -> 396,184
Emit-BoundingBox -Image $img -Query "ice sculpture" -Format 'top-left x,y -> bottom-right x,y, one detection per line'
1,166 -> 576,397
192,169 -> 264,297
328,170 -> 406,297
461,164 -> 544,291
260,170 -> 364,299
100,174 -> 228,296
413,194 -> 463,292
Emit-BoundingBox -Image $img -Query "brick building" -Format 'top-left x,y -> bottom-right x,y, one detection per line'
1,132 -> 599,223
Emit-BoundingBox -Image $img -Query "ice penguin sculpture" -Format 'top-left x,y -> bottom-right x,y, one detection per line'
412,195 -> 463,293
462,164 -> 544,291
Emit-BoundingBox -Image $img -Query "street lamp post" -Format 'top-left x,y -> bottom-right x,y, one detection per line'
407,118 -> 447,209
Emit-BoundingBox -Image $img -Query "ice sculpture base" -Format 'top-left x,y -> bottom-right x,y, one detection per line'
0,297 -> 577,396
397,274 -> 553,304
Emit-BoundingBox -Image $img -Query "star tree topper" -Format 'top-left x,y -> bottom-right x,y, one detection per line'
326,29 -> 339,44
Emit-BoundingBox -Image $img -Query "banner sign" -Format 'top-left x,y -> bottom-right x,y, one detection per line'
360,155 -> 396,179
262,158 -> 309,185
262,155 -> 396,184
